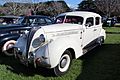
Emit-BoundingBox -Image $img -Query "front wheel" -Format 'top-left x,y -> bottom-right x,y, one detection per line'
2,40 -> 16,56
54,50 -> 72,76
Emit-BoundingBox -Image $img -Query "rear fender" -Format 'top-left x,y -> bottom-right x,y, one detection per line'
100,29 -> 106,40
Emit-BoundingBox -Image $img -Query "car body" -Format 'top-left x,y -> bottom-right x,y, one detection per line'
0,15 -> 53,56
14,11 -> 106,76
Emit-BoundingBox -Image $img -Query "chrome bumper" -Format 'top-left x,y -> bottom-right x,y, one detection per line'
14,47 -> 51,68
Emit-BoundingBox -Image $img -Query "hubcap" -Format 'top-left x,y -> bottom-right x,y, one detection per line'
7,43 -> 14,49
3,40 -> 16,56
58,54 -> 70,72
60,58 -> 67,68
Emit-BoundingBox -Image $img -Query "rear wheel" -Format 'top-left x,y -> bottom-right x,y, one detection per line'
2,40 -> 16,56
54,50 -> 72,76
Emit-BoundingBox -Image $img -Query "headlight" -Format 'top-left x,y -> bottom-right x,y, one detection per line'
32,34 -> 45,48
20,30 -> 29,37
20,30 -> 29,34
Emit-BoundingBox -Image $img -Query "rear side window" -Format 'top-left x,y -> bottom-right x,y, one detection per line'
86,17 -> 94,26
96,17 -> 100,25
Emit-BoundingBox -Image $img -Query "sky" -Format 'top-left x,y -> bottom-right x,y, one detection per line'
64,0 -> 82,9
0,0 -> 82,9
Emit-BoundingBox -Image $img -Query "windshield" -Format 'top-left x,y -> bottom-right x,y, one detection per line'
15,17 -> 24,24
15,17 -> 47,26
55,15 -> 84,25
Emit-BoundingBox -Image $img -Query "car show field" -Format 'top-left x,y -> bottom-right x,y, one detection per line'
0,0 -> 120,79
0,27 -> 119,80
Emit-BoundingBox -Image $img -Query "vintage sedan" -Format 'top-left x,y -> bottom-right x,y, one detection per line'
14,11 -> 106,76
0,15 -> 53,56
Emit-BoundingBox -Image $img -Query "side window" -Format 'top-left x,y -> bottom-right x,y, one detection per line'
86,17 -> 94,26
45,18 -> 52,24
96,17 -> 100,25
31,18 -> 46,26
38,18 -> 46,24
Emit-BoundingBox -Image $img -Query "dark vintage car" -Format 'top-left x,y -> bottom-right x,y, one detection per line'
0,16 -> 19,25
0,15 -> 53,56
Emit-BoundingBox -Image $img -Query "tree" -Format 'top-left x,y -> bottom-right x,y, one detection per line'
94,0 -> 120,17
37,1 -> 70,16
3,0 -> 32,15
2,0 -> 70,16
31,0 -> 41,15
78,0 -> 96,11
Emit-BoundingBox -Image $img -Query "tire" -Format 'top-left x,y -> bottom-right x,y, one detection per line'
54,50 -> 72,76
2,40 -> 16,56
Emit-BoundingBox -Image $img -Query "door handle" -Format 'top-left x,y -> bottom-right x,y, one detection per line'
94,29 -> 97,31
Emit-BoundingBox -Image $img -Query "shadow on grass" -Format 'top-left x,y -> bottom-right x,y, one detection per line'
76,44 -> 120,80
106,32 -> 120,34
0,53 -> 54,77
0,44 -> 120,78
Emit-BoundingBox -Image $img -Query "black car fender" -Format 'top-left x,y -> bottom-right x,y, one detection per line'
0,33 -> 20,46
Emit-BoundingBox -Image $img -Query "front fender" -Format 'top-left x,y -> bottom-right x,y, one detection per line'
48,36 -> 82,68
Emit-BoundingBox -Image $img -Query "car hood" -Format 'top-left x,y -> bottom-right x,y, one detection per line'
41,23 -> 83,33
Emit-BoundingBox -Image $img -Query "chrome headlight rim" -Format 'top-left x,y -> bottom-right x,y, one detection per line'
32,34 -> 45,48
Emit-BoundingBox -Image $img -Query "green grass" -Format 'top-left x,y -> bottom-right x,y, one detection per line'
104,27 -> 120,33
0,27 -> 120,80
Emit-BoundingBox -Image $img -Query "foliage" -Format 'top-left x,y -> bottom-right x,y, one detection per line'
78,0 -> 96,11
36,1 -> 70,16
1,1 -> 70,16
78,0 -> 120,16
94,0 -> 120,17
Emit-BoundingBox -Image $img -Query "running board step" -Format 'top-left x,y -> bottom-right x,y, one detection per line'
83,44 -> 99,54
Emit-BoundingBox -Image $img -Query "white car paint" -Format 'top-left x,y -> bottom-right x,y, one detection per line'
14,11 -> 106,75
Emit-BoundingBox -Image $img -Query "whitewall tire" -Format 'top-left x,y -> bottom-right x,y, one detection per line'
2,40 -> 16,56
54,50 -> 72,76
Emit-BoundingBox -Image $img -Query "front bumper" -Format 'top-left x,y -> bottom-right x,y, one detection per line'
14,47 -> 51,68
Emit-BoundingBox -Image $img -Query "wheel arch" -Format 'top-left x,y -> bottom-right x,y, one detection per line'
66,48 -> 75,59
49,46 -> 76,68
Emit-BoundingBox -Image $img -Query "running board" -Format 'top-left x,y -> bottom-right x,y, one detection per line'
83,44 -> 99,54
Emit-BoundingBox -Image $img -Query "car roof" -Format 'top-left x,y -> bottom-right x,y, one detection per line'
57,11 -> 101,18
20,15 -> 50,18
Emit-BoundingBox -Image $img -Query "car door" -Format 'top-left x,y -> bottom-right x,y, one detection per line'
94,17 -> 102,39
82,17 -> 95,48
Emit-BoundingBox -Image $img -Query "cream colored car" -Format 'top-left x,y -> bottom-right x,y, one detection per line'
14,11 -> 106,76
